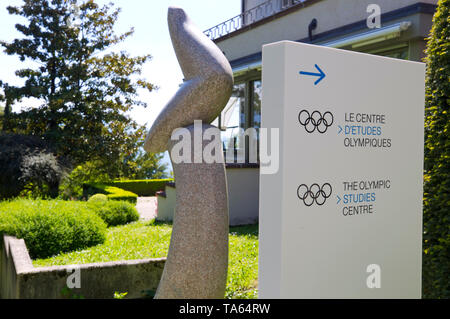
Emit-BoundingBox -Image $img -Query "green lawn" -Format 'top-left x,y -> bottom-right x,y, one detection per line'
33,220 -> 258,299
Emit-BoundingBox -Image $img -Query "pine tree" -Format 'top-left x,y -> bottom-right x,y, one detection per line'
1,0 -> 154,170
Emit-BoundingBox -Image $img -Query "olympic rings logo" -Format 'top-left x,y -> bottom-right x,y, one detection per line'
297,183 -> 332,206
298,110 -> 334,133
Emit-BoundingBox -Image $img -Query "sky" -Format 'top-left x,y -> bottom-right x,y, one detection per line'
0,0 -> 242,172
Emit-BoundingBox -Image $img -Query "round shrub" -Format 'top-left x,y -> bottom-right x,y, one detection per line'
88,193 -> 108,203
88,200 -> 139,227
0,133 -> 64,199
0,199 -> 107,259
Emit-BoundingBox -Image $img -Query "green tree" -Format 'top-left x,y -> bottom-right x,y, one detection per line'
1,0 -> 155,170
59,132 -> 168,199
119,133 -> 168,180
422,0 -> 449,299
0,83 -> 20,132
0,82 -> 5,130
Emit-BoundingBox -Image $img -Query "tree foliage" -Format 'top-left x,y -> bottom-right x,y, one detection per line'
0,82 -> 19,132
422,0 -> 449,299
1,0 -> 155,171
116,133 -> 168,180
59,133 -> 168,199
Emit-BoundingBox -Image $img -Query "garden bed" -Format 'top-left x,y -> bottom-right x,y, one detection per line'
34,221 -> 259,299
1,234 -> 165,299
0,198 -> 258,299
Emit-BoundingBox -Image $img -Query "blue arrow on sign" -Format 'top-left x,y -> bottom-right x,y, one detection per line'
299,64 -> 326,85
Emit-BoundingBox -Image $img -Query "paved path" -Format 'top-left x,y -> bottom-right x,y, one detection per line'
135,196 -> 157,221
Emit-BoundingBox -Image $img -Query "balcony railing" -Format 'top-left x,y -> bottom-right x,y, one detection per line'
204,0 -> 306,40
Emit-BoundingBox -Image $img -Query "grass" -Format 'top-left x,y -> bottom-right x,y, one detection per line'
32,220 -> 171,266
226,224 -> 258,299
33,220 -> 259,299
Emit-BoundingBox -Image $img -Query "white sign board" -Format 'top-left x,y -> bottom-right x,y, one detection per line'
259,41 -> 425,298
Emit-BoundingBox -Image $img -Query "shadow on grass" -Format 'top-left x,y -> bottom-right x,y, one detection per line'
146,219 -> 258,237
230,224 -> 258,237
144,219 -> 172,227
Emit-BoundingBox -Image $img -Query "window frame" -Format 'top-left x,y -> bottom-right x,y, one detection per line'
217,70 -> 261,163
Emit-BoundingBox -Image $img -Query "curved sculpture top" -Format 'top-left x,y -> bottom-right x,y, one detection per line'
144,6 -> 233,154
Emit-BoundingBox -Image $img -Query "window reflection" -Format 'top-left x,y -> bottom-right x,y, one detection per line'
250,80 -> 262,163
221,83 -> 246,162
217,80 -> 262,164
252,80 -> 262,129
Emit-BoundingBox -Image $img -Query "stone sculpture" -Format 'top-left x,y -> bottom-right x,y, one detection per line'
144,6 -> 233,299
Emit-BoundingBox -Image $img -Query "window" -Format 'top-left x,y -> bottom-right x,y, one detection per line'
378,47 -> 409,60
220,83 -> 246,162
216,79 -> 262,163
251,80 -> 262,130
250,80 -> 262,162
282,0 -> 292,8
368,45 -> 409,60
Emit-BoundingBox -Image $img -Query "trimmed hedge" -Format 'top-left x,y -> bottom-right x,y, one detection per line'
83,184 -> 138,204
107,179 -> 174,196
0,199 -> 107,259
87,200 -> 139,227
88,193 -> 108,203
422,0 -> 450,299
